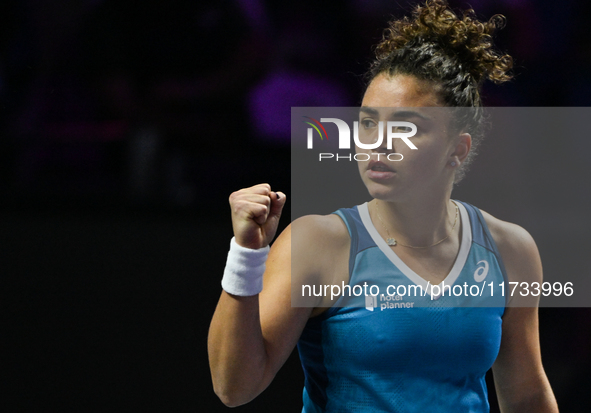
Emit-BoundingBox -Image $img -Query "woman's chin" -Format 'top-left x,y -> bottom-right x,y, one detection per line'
365,185 -> 401,202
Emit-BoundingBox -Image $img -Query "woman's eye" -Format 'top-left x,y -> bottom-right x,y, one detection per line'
392,126 -> 412,133
361,119 -> 377,129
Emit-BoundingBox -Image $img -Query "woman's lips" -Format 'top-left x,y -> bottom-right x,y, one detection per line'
367,170 -> 396,179
367,160 -> 396,179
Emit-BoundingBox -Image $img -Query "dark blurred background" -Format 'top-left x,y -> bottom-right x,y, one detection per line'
1,0 -> 590,411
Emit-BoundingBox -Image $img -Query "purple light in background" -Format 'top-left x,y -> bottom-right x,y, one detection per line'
248,69 -> 349,143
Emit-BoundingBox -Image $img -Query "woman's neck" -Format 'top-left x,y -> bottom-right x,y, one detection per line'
369,194 -> 457,248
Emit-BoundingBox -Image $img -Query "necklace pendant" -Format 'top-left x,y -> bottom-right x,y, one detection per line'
386,238 -> 397,246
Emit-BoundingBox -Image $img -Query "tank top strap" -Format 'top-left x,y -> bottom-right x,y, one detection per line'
332,204 -> 378,256
454,200 -> 510,293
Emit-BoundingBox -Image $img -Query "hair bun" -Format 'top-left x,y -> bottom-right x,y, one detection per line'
375,0 -> 512,84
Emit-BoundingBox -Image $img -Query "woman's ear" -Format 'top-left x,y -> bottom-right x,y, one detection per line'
449,133 -> 472,167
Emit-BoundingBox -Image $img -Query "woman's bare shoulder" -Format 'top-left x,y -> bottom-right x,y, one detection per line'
271,213 -> 349,251
270,213 -> 350,265
479,209 -> 542,285
290,213 -> 350,245
479,210 -> 536,249
265,213 -> 351,308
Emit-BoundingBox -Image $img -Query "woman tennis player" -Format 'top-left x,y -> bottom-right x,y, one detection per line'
208,1 -> 559,411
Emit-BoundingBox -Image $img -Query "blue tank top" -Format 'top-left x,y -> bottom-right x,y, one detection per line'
297,201 -> 508,413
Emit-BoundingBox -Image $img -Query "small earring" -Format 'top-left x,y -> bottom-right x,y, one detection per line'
450,161 -> 457,167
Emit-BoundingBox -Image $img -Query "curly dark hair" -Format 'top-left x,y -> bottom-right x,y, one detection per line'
366,0 -> 513,183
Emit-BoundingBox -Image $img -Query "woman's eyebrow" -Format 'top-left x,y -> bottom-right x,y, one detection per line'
359,106 -> 379,116
390,110 -> 430,121
359,106 -> 430,121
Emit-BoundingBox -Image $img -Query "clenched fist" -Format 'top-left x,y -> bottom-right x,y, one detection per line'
229,184 -> 287,250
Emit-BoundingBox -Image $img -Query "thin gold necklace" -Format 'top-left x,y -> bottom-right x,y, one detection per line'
375,201 -> 459,248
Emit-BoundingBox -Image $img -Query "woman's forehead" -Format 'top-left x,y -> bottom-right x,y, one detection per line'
362,73 -> 443,108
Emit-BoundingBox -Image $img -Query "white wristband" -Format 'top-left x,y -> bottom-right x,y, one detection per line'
221,237 -> 270,296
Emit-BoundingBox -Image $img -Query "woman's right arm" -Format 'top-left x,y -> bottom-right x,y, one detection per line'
208,184 -> 333,407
